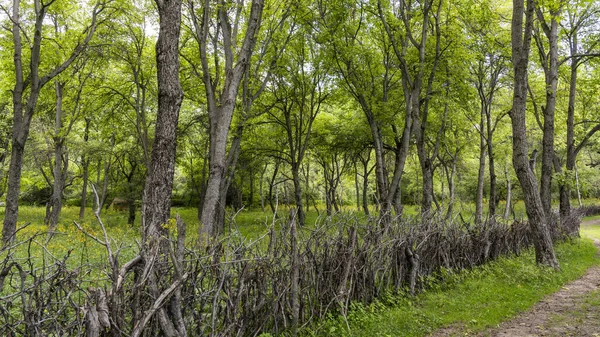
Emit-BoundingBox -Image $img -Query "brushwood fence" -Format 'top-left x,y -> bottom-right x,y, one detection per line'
0,208 -> 590,336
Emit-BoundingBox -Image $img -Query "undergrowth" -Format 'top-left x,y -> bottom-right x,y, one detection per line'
308,238 -> 599,337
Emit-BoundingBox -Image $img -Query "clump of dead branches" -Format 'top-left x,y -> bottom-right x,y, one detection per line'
0,210 -> 581,336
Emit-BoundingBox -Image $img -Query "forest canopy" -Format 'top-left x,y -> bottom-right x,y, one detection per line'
0,0 -> 599,259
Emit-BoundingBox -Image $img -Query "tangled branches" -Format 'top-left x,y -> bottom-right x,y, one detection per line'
0,211 -> 580,336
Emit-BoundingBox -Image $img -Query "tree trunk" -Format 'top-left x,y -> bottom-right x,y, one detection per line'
323,165 -> 332,216
561,34 -> 579,218
197,0 -> 265,238
444,156 -> 457,220
354,163 -> 360,211
48,81 -> 65,231
248,165 -> 254,207
259,162 -> 267,212
369,119 -> 390,217
98,136 -> 115,214
196,139 -> 209,220
304,162 -> 310,212
475,112 -> 487,226
3,143 -> 25,242
80,118 -> 91,220
504,165 -> 512,220
361,155 -> 372,216
143,0 -> 185,336
536,8 -> 561,217
268,160 -> 280,214
144,0 -> 184,239
416,143 -> 434,216
291,164 -> 305,227
3,0 -> 100,243
128,198 -> 136,225
575,165 -> 582,207
510,0 -> 558,269
486,107 -> 498,218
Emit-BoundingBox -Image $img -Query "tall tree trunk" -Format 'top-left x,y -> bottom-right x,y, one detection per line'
444,155 -> 457,220
368,119 -> 390,217
48,81 -> 65,231
98,135 -> 115,214
378,0 -> 443,220
268,160 -> 280,214
354,163 -> 360,211
360,154 -> 372,216
80,118 -> 91,220
291,164 -> 305,227
510,0 -> 559,269
145,0 -> 184,239
259,162 -> 267,212
249,165 -> 254,207
561,30 -> 579,218
304,161 -> 310,212
536,7 -> 561,217
504,165 -> 512,220
3,144 -> 25,242
143,0 -> 185,336
486,110 -> 498,218
196,138 -> 209,220
196,0 -> 265,238
417,149 -> 434,216
323,165 -> 332,216
475,112 -> 487,225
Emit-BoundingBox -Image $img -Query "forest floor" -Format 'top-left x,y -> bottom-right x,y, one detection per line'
431,218 -> 600,337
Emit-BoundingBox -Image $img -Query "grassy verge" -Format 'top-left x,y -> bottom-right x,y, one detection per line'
310,238 -> 599,337
582,216 -> 600,239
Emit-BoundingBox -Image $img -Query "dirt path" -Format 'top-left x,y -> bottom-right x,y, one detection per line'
431,219 -> 600,337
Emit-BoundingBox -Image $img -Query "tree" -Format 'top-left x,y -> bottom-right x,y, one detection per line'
558,0 -> 600,218
378,0 -> 446,217
187,0 -> 265,237
0,106 -> 10,200
141,0 -> 185,335
2,0 -> 106,242
510,0 -> 559,268
320,0 -> 410,222
265,29 -> 329,226
533,0 -> 564,217
144,0 -> 184,241
46,57 -> 96,231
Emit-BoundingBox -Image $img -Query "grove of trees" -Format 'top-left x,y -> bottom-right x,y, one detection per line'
2,0 -> 600,268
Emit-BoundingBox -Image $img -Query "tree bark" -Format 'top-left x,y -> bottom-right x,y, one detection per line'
145,0 -> 184,239
504,165 -> 512,220
486,108 -> 498,218
48,81 -> 66,231
354,162 -> 360,211
443,151 -> 457,220
259,162 -> 267,211
535,6 -> 561,217
142,0 -> 185,336
475,116 -> 486,225
291,164 -> 305,227
194,0 -> 265,238
268,160 -> 280,214
510,0 -> 559,269
80,118 -> 91,220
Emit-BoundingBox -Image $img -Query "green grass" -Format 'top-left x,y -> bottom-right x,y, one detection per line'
310,237 -> 600,337
581,216 -> 600,240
